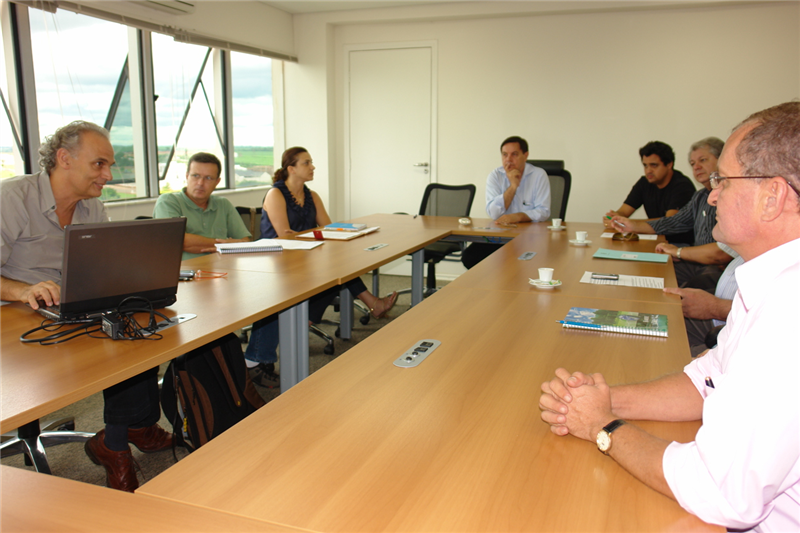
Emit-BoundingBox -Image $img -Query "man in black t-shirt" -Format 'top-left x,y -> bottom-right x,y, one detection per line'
604,141 -> 696,244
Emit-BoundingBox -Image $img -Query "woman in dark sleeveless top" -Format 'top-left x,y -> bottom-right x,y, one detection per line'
245,148 -> 398,379
261,146 -> 397,320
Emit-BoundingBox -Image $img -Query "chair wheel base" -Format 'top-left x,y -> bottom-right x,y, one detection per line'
323,345 -> 335,355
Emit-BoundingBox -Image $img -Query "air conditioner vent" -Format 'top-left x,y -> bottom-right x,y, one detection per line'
139,0 -> 195,15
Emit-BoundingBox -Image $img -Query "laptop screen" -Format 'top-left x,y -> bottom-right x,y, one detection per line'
59,218 -> 187,319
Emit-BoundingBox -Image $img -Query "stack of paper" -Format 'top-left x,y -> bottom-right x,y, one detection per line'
298,227 -> 380,241
215,238 -> 323,253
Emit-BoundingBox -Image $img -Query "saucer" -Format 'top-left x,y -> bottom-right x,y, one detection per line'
569,239 -> 592,246
547,225 -> 566,231
528,279 -> 562,290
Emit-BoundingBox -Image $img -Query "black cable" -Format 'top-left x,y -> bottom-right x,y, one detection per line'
20,297 -> 174,345
113,297 -> 172,340
20,319 -> 103,345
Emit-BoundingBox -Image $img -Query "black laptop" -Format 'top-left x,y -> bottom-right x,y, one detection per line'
37,218 -> 187,321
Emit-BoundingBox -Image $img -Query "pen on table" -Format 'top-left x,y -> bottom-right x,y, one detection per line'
705,376 -> 715,388
605,215 -> 625,228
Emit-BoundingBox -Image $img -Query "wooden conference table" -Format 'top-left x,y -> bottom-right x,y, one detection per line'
1,213 -> 497,434
0,465 -> 308,533
137,220 -> 720,532
0,270 -> 338,434
183,213 -> 528,391
2,216 -> 720,531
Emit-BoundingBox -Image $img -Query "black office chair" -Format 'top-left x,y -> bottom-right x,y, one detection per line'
1,419 -> 93,473
235,206 -> 262,241
397,183 -> 476,297
528,159 -> 572,220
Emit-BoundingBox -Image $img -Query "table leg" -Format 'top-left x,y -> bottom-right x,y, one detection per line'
411,249 -> 424,307
278,300 -> 309,391
372,268 -> 380,296
339,287 -> 353,340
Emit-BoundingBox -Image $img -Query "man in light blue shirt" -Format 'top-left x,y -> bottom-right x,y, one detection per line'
664,243 -> 743,357
461,136 -> 551,269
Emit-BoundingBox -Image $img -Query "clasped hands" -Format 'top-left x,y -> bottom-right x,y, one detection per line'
539,368 -> 617,442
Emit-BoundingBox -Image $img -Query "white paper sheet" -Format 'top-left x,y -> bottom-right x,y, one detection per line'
580,271 -> 664,289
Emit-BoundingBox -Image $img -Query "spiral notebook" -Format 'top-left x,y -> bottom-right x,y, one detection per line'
215,239 -> 323,253
558,307 -> 668,337
215,240 -> 282,253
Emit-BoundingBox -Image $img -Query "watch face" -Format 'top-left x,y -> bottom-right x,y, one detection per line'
597,430 -> 611,452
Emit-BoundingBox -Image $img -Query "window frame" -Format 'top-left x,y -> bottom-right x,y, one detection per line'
1,1 -> 278,200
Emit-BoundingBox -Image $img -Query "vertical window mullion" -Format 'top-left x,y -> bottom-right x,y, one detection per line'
214,49 -> 234,189
128,28 -> 158,197
3,2 -> 40,174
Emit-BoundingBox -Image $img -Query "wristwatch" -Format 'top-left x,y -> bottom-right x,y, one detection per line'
596,419 -> 626,455
676,247 -> 683,260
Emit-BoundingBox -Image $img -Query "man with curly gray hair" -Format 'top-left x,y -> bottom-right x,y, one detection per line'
1,120 -> 112,305
1,120 -> 173,492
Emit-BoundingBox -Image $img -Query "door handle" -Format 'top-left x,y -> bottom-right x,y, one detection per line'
413,162 -> 429,167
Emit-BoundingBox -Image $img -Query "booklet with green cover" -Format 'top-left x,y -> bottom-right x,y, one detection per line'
558,307 -> 668,337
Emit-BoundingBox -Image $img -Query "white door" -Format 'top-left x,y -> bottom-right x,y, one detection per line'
346,45 -> 435,219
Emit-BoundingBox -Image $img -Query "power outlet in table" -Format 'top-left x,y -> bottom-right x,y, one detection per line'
393,339 -> 441,368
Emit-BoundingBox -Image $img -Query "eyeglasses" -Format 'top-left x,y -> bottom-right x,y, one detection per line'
189,173 -> 219,183
709,172 -> 800,196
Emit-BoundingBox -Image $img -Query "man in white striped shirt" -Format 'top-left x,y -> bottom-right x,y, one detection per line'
608,138 -> 735,289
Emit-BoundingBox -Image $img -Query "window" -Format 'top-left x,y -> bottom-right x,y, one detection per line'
0,104 -> 16,179
231,52 -> 274,188
0,28 -> 19,179
28,9 -> 135,201
153,34 -> 222,194
3,3 -> 280,199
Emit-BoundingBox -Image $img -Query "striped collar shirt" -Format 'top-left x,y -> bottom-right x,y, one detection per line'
647,188 -> 718,247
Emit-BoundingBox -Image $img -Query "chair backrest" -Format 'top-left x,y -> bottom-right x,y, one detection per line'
418,183 -> 476,217
236,206 -> 263,240
528,159 -> 572,220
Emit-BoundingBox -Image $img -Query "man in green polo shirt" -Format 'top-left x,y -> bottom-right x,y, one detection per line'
153,152 -> 250,260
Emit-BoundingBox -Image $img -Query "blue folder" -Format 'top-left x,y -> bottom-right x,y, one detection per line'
592,248 -> 669,263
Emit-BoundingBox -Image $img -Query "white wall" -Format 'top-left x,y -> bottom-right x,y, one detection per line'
289,1 -> 800,224
76,1 -> 295,58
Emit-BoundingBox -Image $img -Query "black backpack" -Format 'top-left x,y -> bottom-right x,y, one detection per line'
160,333 -> 266,452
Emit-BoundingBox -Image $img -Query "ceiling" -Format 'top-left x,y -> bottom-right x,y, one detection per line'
258,1 -> 457,15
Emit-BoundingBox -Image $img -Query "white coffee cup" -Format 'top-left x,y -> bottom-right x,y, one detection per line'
576,231 -> 588,242
538,268 -> 554,282
552,218 -> 562,228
